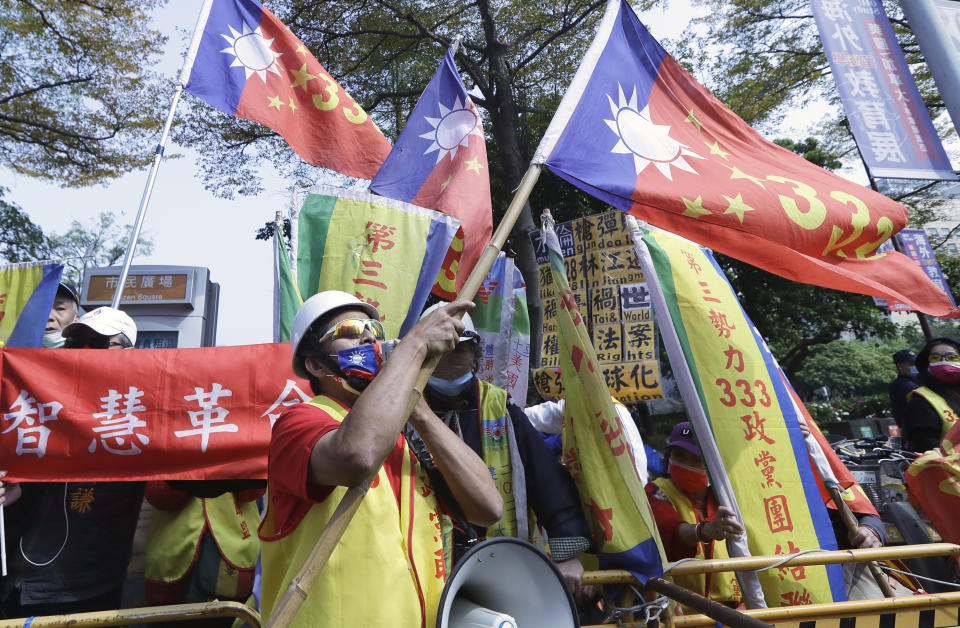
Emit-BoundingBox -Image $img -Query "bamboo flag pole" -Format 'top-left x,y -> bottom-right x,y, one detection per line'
826,486 -> 896,598
110,0 -> 215,308
264,163 -> 543,627
783,383 -> 896,597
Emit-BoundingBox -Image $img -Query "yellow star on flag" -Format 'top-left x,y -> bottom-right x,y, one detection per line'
290,63 -> 317,90
295,43 -> 310,57
267,95 -> 284,110
681,195 -> 711,218
705,140 -> 731,160
685,109 -> 702,131
722,193 -> 755,224
465,157 -> 484,173
725,165 -> 766,189
440,175 -> 453,190
288,97 -> 298,114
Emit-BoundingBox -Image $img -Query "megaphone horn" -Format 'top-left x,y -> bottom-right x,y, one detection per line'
436,538 -> 580,628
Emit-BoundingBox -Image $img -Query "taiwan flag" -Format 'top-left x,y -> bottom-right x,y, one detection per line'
370,47 -> 493,299
533,0 -> 958,317
185,0 -> 391,179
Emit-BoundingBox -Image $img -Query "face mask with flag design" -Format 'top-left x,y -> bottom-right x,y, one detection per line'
333,343 -> 386,382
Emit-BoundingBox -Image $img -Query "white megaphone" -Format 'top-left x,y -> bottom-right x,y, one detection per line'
436,538 -> 580,628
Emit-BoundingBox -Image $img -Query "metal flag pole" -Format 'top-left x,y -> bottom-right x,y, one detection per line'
110,0 -> 215,308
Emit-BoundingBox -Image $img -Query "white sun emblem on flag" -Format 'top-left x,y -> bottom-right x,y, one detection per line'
604,84 -> 703,180
419,96 -> 484,164
219,21 -> 283,82
347,352 -> 366,365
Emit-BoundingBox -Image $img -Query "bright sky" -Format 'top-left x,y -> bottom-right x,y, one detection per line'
0,0 -> 876,347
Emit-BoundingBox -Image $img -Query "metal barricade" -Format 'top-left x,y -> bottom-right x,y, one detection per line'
581,543 -> 960,628
0,601 -> 260,628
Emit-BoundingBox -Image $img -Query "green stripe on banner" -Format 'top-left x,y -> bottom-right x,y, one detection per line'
295,192 -> 337,298
640,232 -> 711,422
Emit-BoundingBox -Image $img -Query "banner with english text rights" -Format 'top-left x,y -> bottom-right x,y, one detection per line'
0,344 -> 312,483
542,211 -> 665,584
636,227 -> 844,606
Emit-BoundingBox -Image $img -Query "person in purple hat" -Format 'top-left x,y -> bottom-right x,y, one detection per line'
645,421 -> 745,612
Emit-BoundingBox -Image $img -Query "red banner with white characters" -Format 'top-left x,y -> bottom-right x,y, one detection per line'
0,344 -> 312,482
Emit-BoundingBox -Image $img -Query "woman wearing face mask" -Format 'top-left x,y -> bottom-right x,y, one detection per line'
645,422 -> 745,612
904,337 -> 960,452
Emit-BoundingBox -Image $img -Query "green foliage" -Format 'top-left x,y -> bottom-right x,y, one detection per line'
0,0 -> 169,186
772,137 -> 841,171
805,394 -> 890,424
0,194 -> 154,287
0,188 -> 46,262
46,213 -> 155,287
793,339 -> 892,398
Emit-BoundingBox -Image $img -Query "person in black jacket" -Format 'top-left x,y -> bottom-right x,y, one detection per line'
889,348 -> 918,432
904,337 -> 960,452
416,306 -> 593,604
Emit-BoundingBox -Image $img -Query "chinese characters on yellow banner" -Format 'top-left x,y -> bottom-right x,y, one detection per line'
530,211 -> 662,403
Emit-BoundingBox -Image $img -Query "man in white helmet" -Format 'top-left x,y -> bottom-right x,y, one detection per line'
415,302 -> 595,607
258,291 -> 501,627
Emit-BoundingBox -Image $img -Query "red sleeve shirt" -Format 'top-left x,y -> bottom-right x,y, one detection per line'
645,482 -> 720,561
265,399 -> 407,537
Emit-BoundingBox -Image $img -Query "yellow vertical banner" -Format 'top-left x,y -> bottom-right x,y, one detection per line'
639,228 -> 845,605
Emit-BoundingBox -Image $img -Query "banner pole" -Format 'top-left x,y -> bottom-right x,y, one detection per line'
110,0 -> 215,308
626,216 -> 767,609
264,163 -> 543,627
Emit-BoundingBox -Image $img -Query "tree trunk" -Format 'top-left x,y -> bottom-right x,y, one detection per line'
480,0 -> 543,371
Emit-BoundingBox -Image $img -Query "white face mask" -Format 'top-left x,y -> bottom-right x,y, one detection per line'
41,332 -> 65,348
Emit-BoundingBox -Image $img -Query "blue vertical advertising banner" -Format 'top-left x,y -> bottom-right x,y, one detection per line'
811,0 -> 956,180
902,0 -> 960,143
873,229 -> 956,311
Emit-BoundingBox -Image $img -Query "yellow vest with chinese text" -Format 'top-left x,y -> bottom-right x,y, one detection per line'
145,493 -> 259,596
910,387 -> 959,439
653,477 -> 741,608
258,394 -> 445,628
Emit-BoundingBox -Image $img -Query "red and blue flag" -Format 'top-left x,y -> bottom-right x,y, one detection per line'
533,0 -> 957,318
185,0 -> 391,179
370,47 -> 492,299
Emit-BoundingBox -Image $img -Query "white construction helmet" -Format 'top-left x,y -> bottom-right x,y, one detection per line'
290,291 -> 380,378
419,301 -> 479,343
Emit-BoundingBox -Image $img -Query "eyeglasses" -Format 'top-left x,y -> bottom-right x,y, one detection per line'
928,353 -> 960,363
320,318 -> 386,342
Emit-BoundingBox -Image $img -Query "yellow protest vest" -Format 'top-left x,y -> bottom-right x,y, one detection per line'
145,492 -> 259,598
652,477 -> 741,608
258,394 -> 445,628
910,387 -> 959,438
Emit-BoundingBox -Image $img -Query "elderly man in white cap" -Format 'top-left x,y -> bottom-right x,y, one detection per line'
62,306 -> 137,349
1,306 -> 144,620
258,291 -> 501,627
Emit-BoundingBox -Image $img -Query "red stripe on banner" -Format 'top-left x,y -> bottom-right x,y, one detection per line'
0,344 -> 312,482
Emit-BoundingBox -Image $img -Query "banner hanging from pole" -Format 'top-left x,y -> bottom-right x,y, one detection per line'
541,211 -> 665,584
634,225 -> 845,606
811,0 -> 956,180
295,186 -> 461,339
472,253 -> 530,403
